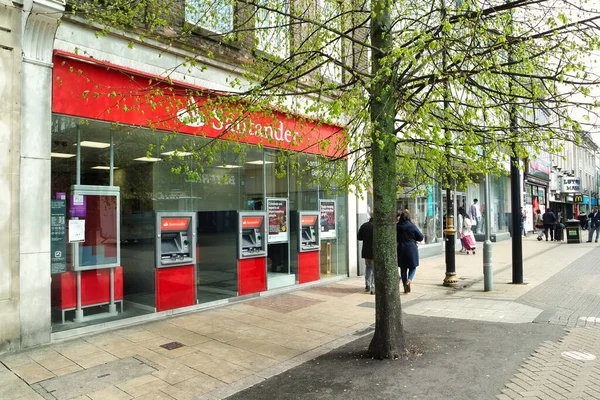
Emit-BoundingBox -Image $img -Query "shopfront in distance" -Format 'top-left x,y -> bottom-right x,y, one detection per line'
50,53 -> 349,333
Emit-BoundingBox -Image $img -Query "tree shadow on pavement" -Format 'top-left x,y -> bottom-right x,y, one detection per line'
226,315 -> 564,400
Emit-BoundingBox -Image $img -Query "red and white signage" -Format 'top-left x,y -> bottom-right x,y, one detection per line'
301,215 -> 317,226
161,218 -> 190,231
241,217 -> 263,229
52,53 -> 345,157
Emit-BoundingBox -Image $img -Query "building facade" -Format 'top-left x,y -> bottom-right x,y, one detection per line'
550,134 -> 599,220
0,0 -> 363,353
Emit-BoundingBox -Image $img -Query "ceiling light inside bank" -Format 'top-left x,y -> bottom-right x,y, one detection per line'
134,157 -> 162,162
246,160 -> 274,165
216,164 -> 242,169
75,141 -> 111,149
51,152 -> 76,158
161,151 -> 193,157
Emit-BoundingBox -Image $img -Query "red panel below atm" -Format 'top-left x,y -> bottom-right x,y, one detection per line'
238,258 -> 266,296
298,251 -> 320,284
156,265 -> 196,312
51,267 -> 123,310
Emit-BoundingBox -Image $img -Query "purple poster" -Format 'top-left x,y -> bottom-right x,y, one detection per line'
69,194 -> 87,218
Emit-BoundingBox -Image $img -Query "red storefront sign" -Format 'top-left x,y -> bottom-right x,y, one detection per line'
241,217 -> 263,228
161,218 -> 190,231
52,52 -> 344,157
301,215 -> 317,226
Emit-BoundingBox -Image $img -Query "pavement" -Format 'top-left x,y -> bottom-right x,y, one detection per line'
2,235 -> 600,399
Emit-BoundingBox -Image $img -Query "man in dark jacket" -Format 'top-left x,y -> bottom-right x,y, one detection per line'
358,217 -> 374,294
587,208 -> 600,242
542,209 -> 557,241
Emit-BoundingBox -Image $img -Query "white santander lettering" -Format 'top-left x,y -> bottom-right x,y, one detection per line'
177,103 -> 301,144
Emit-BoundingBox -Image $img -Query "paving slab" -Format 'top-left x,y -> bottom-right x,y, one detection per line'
37,357 -> 156,400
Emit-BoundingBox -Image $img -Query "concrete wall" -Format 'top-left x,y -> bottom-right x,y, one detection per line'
0,0 -> 64,354
0,1 -> 22,353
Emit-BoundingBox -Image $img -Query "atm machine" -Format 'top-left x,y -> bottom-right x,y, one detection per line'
297,211 -> 321,283
155,212 -> 197,311
237,211 -> 267,295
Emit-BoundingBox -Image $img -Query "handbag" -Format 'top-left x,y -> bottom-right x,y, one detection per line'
535,215 -> 543,229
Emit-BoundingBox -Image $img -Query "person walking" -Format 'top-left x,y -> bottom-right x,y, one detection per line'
397,211 -> 424,294
587,208 -> 600,242
470,199 -> 481,234
457,207 -> 466,252
579,210 -> 588,230
542,208 -> 557,241
357,217 -> 375,294
534,209 -> 544,241
521,207 -> 527,237
459,207 -> 476,254
554,213 -> 565,241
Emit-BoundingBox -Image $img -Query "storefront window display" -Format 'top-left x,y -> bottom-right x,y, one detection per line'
50,115 -> 348,331
469,175 -> 510,234
397,183 -> 442,244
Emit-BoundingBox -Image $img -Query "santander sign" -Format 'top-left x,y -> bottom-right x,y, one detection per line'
176,97 -> 299,144
161,218 -> 190,231
52,54 -> 343,157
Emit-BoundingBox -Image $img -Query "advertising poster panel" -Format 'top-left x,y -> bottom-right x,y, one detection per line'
267,198 -> 289,243
320,200 -> 337,239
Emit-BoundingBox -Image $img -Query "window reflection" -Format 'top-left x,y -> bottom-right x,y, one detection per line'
50,115 -> 348,331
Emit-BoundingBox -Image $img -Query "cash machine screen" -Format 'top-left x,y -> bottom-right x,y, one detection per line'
300,214 -> 319,251
159,217 -> 194,266
239,215 -> 266,258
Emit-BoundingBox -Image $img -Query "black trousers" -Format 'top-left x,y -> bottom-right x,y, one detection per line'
543,224 -> 554,240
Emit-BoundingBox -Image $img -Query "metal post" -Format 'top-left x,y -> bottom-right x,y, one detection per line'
76,128 -> 81,185
483,172 -> 493,291
74,244 -> 83,322
110,131 -> 114,186
108,267 -> 117,313
511,154 -> 523,283
506,2 -> 523,284
440,0 -> 456,286
443,187 -> 458,286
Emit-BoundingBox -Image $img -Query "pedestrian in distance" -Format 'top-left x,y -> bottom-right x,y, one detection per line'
457,206 -> 466,252
521,207 -> 527,237
458,207 -> 476,254
470,198 -> 481,234
586,207 -> 600,243
542,208 -> 557,241
535,209 -> 544,241
357,217 -> 375,295
397,211 -> 424,294
578,210 -> 588,230
554,213 -> 565,241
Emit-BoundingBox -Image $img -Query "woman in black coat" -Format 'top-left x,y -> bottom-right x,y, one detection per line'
397,211 -> 424,294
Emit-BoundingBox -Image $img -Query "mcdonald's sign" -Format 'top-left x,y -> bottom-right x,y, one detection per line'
574,195 -> 584,203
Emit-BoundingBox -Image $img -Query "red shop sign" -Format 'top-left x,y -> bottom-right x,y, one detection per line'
161,218 -> 190,231
52,53 -> 345,157
241,217 -> 263,228
301,215 -> 317,226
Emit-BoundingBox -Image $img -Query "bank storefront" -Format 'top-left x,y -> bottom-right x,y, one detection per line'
50,53 -> 348,335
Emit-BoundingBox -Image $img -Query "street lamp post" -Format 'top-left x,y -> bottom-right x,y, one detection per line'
443,186 -> 458,286
483,171 -> 493,291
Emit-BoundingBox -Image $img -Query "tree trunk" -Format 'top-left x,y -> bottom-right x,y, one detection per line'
368,0 -> 405,360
